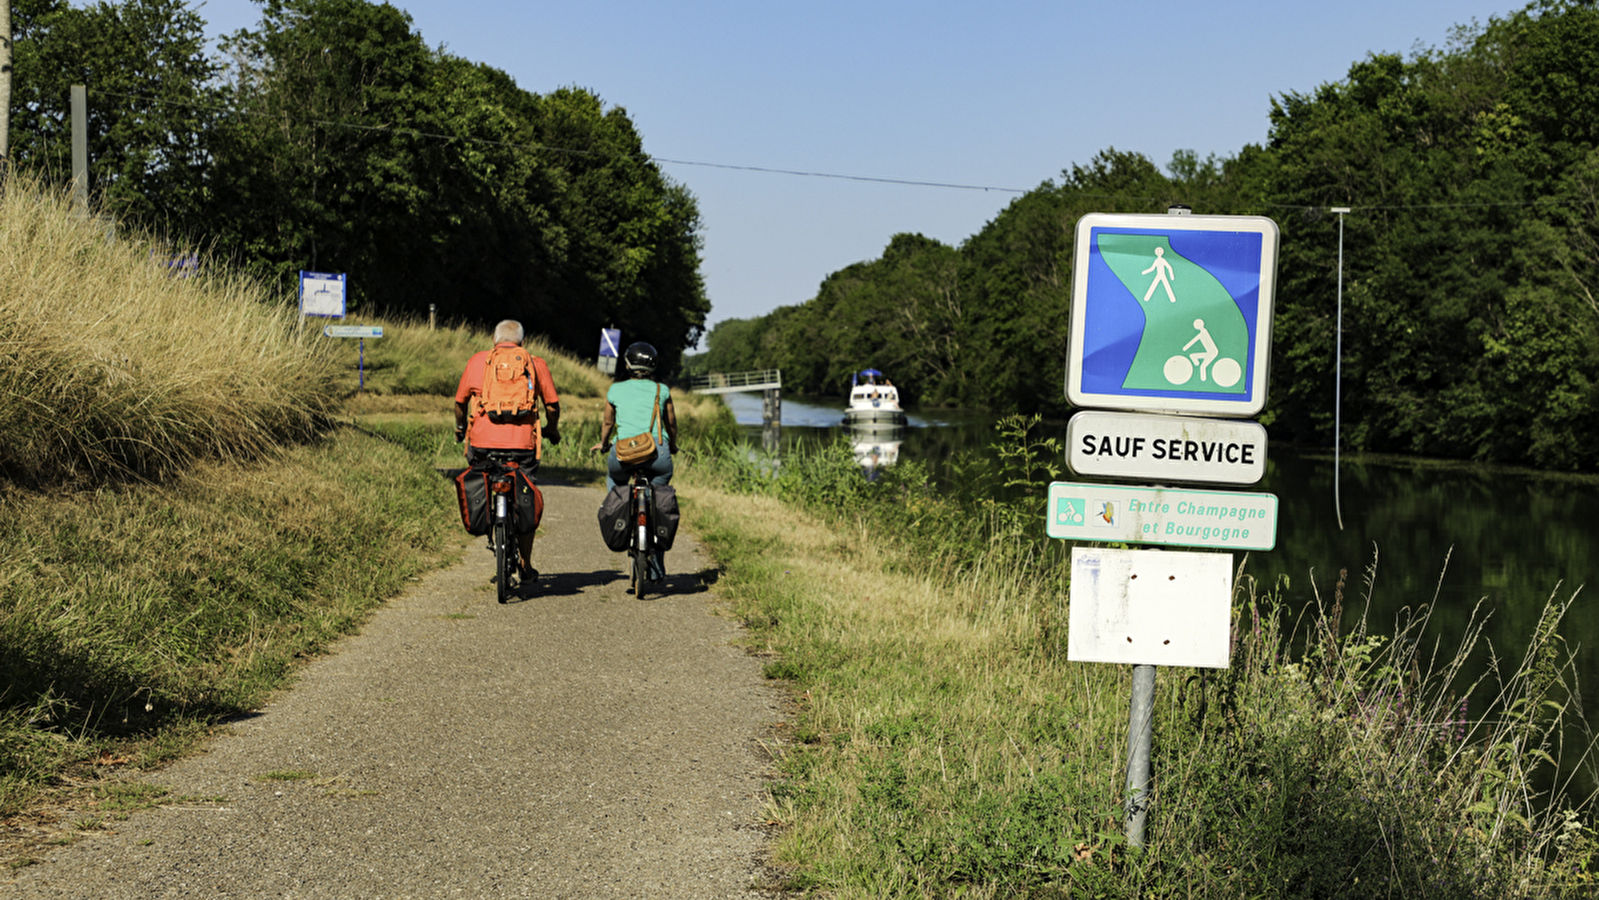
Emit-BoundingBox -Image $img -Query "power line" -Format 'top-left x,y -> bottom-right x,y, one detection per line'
648,157 -> 1030,193
80,88 -> 1560,212
94,87 -> 1034,192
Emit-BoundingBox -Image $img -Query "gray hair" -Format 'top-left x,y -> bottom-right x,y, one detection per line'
493,320 -> 524,344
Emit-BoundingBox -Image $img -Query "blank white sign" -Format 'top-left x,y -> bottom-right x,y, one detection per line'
1068,547 -> 1233,669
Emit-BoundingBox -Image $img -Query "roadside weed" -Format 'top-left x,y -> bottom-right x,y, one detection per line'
686,424 -> 1598,898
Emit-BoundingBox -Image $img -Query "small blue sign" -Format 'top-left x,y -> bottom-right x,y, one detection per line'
598,328 -> 622,358
1067,214 -> 1278,417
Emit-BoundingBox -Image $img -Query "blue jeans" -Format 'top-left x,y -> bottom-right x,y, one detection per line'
606,445 -> 673,492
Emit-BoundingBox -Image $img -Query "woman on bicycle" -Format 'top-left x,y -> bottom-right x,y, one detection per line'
593,341 -> 678,492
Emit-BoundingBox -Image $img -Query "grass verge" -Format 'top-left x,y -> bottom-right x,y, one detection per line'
325,315 -> 615,401
0,176 -> 731,872
0,426 -> 457,829
680,422 -> 1599,899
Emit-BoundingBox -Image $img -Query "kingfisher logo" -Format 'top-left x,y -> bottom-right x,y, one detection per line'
1055,497 -> 1086,526
1093,501 -> 1118,527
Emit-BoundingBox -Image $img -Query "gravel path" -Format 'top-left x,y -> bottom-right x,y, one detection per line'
3,481 -> 784,899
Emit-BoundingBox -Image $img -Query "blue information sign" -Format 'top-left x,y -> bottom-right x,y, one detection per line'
1067,214 -> 1278,416
299,271 -> 347,319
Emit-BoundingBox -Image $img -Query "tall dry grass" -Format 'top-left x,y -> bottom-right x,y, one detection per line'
0,175 -> 337,484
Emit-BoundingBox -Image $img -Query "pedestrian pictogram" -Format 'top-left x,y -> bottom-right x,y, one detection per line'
1067,214 -> 1278,416
1141,247 -> 1177,303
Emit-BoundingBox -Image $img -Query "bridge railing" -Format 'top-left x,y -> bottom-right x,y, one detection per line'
686,369 -> 782,394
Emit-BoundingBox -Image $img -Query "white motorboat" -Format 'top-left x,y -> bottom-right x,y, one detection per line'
843,369 -> 908,427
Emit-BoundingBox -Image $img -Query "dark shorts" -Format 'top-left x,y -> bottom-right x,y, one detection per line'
466,445 -> 539,472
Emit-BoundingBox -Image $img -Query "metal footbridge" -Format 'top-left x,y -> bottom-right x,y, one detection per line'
685,370 -> 784,450
685,369 -> 782,394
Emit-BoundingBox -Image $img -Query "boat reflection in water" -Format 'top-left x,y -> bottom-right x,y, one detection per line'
850,424 -> 905,481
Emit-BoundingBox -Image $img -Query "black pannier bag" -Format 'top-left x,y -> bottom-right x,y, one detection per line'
511,467 -> 544,535
455,466 -> 492,536
455,463 -> 543,536
651,484 -> 681,552
597,483 -> 631,552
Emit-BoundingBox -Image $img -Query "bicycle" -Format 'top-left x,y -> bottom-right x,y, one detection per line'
479,451 -> 533,605
621,464 -> 661,600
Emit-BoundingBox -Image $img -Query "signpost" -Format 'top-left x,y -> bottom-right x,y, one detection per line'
299,271 -> 347,319
597,327 -> 621,376
1052,207 -> 1282,849
322,324 -> 382,389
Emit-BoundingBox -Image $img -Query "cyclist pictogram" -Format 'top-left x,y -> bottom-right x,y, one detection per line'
1164,318 -> 1243,388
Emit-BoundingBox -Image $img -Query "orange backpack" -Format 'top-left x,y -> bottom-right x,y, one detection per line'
478,344 -> 539,424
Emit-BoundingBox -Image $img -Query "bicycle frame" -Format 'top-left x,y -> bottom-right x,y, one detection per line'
626,468 -> 655,599
483,456 -> 525,604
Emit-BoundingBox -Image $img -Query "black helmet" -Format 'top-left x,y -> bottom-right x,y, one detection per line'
623,341 -> 658,375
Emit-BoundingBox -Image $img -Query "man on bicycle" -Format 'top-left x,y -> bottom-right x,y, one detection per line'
454,320 -> 561,585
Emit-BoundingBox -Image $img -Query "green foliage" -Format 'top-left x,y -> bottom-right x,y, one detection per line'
6,0 -> 709,369
700,3 -> 1599,470
7,0 -> 221,233
694,433 -> 1598,897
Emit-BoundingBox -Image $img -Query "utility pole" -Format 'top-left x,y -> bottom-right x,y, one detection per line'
1331,207 -> 1350,531
1,0 -> 13,165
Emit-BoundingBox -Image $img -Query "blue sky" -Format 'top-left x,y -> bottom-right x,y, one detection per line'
196,0 -> 1527,341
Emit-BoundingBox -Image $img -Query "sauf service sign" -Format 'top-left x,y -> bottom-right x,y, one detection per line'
1066,214 -> 1279,417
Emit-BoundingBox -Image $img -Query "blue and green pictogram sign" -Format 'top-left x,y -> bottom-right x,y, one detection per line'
1067,214 -> 1279,416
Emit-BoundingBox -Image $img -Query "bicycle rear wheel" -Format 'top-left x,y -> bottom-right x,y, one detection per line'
494,520 -> 513,604
632,548 -> 649,600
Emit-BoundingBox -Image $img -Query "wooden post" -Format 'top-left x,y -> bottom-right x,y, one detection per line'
71,85 -> 88,215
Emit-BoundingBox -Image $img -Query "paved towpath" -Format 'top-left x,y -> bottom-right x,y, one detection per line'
3,481 -> 783,899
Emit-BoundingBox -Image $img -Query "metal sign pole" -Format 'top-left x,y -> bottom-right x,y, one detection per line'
1124,663 -> 1156,847
358,337 -> 365,391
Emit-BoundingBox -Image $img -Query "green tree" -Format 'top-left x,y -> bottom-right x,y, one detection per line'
8,0 -> 220,233
520,86 -> 708,371
209,0 -> 441,303
207,0 -> 708,366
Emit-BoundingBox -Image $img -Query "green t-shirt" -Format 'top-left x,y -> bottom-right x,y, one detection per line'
609,379 -> 670,452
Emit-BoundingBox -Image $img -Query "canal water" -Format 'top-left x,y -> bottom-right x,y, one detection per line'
723,391 -> 1599,797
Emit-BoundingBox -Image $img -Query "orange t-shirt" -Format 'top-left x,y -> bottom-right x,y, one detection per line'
455,344 -> 560,454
